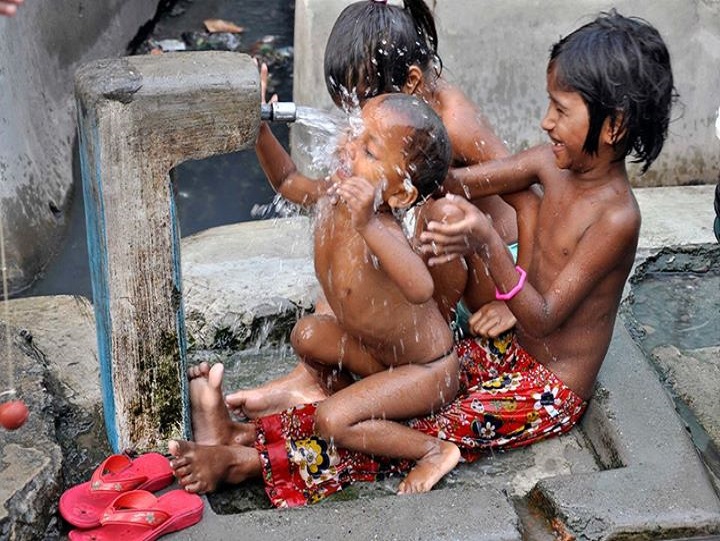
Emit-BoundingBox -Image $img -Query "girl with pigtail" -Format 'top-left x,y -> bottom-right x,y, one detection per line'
324,0 -> 526,338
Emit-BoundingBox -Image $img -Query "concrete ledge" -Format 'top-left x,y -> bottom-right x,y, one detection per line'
182,217 -> 317,349
172,486 -> 523,541
530,322 -> 720,540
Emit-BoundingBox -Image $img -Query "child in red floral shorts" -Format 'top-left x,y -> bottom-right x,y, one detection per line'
253,331 -> 585,507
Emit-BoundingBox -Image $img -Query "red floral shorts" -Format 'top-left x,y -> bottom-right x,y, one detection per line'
254,332 -> 587,507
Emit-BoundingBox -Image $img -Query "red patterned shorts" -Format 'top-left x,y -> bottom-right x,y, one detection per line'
254,332 -> 587,507
409,332 -> 587,460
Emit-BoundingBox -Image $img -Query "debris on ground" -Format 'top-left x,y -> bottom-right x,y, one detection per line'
204,18 -> 245,33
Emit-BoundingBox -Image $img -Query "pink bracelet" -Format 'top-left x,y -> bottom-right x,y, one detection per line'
495,266 -> 527,301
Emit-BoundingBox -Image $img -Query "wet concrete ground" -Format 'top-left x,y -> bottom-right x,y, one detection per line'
2,185 -> 717,540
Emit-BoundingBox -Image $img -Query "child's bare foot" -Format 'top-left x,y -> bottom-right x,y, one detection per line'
469,301 -> 517,338
225,363 -> 330,419
168,439 -> 262,494
396,441 -> 460,495
189,362 -> 253,446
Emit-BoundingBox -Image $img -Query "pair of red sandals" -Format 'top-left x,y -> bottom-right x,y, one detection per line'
59,452 -> 203,540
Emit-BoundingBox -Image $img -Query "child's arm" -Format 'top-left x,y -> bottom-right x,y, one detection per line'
255,123 -> 328,207
254,61 -> 329,206
443,145 -> 548,200
421,194 -> 639,337
441,87 -> 510,164
336,177 -> 434,304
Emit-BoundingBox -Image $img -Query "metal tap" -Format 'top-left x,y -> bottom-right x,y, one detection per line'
260,102 -> 297,123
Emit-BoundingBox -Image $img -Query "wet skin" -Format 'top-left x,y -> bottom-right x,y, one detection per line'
421,65 -> 641,401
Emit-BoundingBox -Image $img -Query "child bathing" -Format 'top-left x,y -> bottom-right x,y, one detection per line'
256,88 -> 460,494
227,0 -> 522,420
169,9 -> 675,506
323,0 -> 519,330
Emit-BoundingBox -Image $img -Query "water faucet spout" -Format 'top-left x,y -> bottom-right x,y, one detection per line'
260,102 -> 297,123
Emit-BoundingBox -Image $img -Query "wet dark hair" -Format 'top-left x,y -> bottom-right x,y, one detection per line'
375,93 -> 451,200
324,0 -> 441,108
549,9 -> 676,172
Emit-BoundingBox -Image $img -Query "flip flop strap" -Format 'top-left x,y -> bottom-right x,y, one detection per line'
101,507 -> 171,528
90,454 -> 148,493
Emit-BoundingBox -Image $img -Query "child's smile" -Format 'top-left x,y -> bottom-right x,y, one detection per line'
541,66 -> 591,172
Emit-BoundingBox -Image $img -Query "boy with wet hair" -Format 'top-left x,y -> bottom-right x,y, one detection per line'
427,9 -> 676,403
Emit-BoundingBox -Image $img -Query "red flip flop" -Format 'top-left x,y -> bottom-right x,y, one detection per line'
59,453 -> 174,529
67,490 -> 204,541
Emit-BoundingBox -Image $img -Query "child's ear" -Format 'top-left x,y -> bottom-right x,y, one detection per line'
602,113 -> 626,146
388,184 -> 419,210
403,66 -> 424,96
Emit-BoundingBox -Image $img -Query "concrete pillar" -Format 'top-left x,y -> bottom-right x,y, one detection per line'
74,51 -> 260,453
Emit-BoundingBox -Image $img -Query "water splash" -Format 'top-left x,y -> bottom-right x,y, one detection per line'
293,106 -> 350,177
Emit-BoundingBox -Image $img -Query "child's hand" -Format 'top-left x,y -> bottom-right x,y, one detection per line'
335,176 -> 379,230
256,60 -> 278,106
419,194 -> 493,266
468,301 -> 517,337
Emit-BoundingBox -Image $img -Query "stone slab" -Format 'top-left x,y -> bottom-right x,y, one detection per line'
651,345 -> 720,447
634,185 -> 717,260
182,216 -> 317,349
170,486 -> 522,541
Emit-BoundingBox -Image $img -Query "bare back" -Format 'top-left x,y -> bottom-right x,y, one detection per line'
433,79 -> 517,244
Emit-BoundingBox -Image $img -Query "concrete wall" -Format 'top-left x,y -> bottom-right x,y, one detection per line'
0,0 -> 157,294
293,0 -> 720,187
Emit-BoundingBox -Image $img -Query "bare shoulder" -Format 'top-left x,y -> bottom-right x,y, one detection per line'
582,185 -> 641,258
599,188 -> 641,237
436,82 -> 508,162
513,144 -> 556,176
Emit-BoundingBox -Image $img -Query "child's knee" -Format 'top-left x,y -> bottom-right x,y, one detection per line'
427,196 -> 464,225
313,402 -> 346,442
290,316 -> 320,358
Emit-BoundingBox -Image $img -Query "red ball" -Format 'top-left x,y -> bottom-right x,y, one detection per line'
0,400 -> 29,430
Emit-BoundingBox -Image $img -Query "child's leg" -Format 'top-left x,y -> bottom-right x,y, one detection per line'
225,295 -> 351,418
169,439 -> 262,494
314,354 -> 460,493
291,314 -> 386,378
409,342 -> 587,459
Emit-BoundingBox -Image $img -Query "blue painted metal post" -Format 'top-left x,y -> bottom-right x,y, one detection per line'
74,52 -> 260,452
